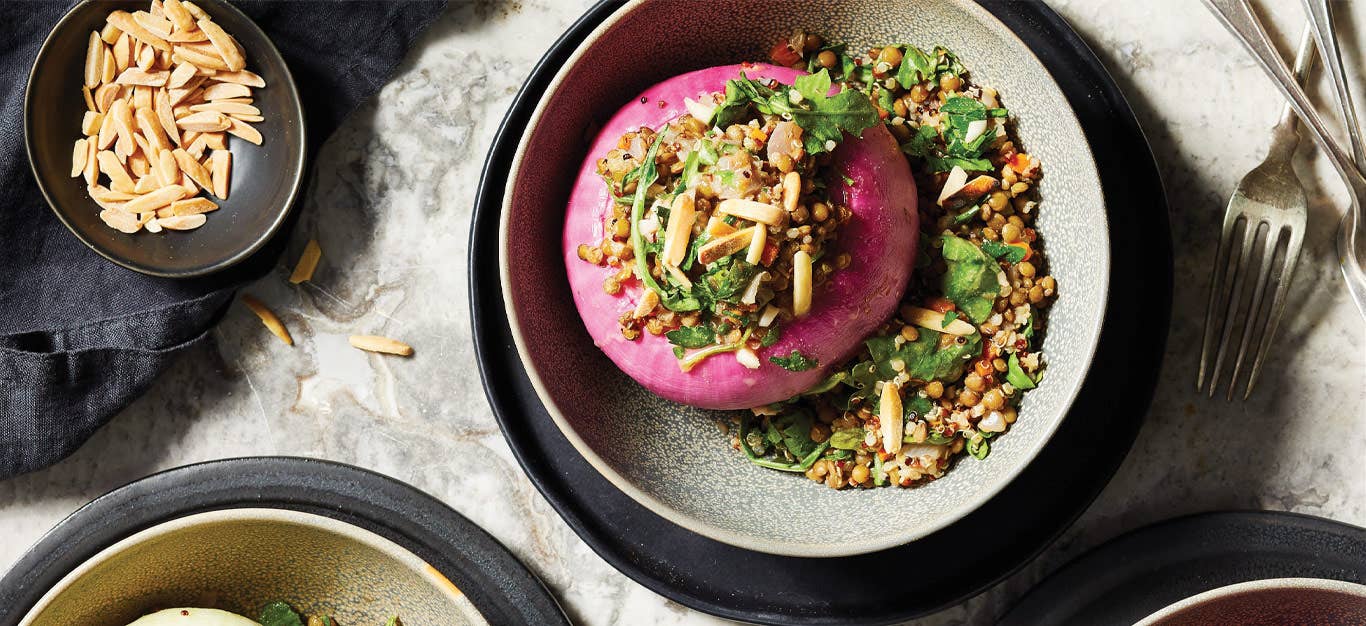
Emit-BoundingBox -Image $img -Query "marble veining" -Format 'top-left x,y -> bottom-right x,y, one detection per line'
3,0 -> 1365,624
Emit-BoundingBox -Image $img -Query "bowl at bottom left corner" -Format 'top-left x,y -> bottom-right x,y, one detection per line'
19,508 -> 485,626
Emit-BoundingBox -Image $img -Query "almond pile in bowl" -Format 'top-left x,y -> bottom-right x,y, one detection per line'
70,0 -> 265,234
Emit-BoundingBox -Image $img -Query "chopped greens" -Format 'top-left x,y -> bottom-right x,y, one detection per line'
770,350 -> 820,371
981,239 -> 1028,263
711,69 -> 879,154
1007,352 -> 1037,389
258,603 -> 304,626
940,235 -> 1001,324
666,325 -> 715,348
829,427 -> 866,450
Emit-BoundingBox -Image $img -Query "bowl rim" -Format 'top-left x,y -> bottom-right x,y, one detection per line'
18,508 -> 472,625
24,0 -> 308,279
498,0 -> 1109,557
1133,577 -> 1366,625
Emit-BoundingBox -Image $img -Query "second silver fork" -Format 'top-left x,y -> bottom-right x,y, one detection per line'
1197,27 -> 1314,399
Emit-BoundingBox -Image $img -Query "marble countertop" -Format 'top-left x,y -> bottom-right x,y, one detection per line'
4,0 -> 1365,623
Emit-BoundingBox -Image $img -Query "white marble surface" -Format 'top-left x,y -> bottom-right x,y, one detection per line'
4,0 -> 1366,623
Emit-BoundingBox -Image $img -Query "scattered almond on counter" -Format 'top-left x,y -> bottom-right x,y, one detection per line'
72,1 -> 265,235
240,294 -> 292,345
288,239 -> 321,284
348,335 -> 414,357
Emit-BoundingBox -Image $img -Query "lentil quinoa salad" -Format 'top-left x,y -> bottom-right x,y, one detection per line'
569,32 -> 1056,490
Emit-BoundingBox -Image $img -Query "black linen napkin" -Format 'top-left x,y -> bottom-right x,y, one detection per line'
0,1 -> 447,478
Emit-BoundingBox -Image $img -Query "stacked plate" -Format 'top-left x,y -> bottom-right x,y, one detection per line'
471,0 -> 1171,623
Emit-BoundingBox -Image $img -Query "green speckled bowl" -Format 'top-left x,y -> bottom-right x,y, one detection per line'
500,0 -> 1107,556
19,509 -> 483,626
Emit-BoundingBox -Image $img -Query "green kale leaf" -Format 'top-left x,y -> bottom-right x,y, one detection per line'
665,325 -> 715,349
941,235 -> 1001,324
791,88 -> 880,155
829,427 -> 866,450
897,44 -> 937,86
770,350 -> 819,371
1007,352 -> 1037,390
258,602 -> 304,626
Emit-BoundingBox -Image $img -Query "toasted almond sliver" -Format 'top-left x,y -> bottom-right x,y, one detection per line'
225,117 -> 262,145
110,98 -> 137,157
289,239 -> 322,284
71,138 -> 88,177
100,22 -> 123,44
168,61 -> 198,88
210,149 -> 230,199
133,84 -> 152,110
133,175 -> 159,193
165,28 -> 209,43
107,10 -> 170,51
88,185 -> 136,202
168,84 -> 203,106
172,148 -> 213,189
100,148 -> 136,193
134,107 -> 171,153
189,101 -> 260,116
792,250 -> 813,317
150,0 -> 165,17
170,197 -> 218,216
128,153 -> 151,178
902,306 -> 978,336
162,0 -> 197,32
349,335 -> 414,357
84,31 -> 104,88
240,294 -> 292,345
179,172 -> 199,194
209,70 -> 265,88
202,131 -> 226,150
228,113 -> 264,123
157,214 -> 207,230
84,139 -> 100,186
132,10 -> 174,39
117,67 -> 167,87
200,82 -> 250,101
716,198 -> 786,226
196,18 -> 244,71
100,209 -> 143,233
100,48 -> 117,84
119,185 -> 186,214
180,0 -> 210,20
82,86 -> 96,111
172,45 -> 229,71
156,149 -> 179,186
94,83 -> 120,112
155,207 -> 175,218
137,40 -> 156,70
175,110 -> 230,132
145,217 -> 164,233
113,32 -> 132,71
81,111 -> 103,136
186,134 -> 209,159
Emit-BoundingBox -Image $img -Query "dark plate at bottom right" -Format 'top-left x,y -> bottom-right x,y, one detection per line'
1001,510 -> 1366,626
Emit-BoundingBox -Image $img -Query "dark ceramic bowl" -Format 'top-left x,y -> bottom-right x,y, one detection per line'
1136,578 -> 1366,625
500,0 -> 1109,556
25,0 -> 305,278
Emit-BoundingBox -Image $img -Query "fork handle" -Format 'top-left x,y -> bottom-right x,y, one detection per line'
1268,26 -> 1316,160
1304,0 -> 1366,168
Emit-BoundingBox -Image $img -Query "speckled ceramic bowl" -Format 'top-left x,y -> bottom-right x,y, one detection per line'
500,0 -> 1107,556
19,509 -> 483,625
1136,578 -> 1366,625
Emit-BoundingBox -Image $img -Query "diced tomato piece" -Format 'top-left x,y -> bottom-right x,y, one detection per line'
926,297 -> 956,313
761,241 -> 779,266
1009,153 -> 1032,172
1008,241 -> 1032,262
769,42 -> 802,67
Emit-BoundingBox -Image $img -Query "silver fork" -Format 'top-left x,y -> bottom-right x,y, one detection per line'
1197,24 -> 1313,399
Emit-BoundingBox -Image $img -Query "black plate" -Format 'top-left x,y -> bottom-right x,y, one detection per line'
0,457 -> 567,626
468,1 -> 1172,624
1001,511 -> 1366,625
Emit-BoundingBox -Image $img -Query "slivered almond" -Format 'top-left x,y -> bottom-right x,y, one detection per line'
145,217 -> 164,233
240,294 -> 292,345
94,83 -> 120,112
181,1 -> 209,20
166,29 -> 209,43
167,77 -> 203,105
107,10 -> 170,51
84,31 -> 104,88
128,153 -> 150,178
100,49 -> 116,84
155,207 -> 175,218
172,45 -> 228,71
705,215 -> 736,237
156,149 -> 179,186
172,148 -> 213,188
186,133 -> 209,158
180,129 -> 200,147
716,198 -> 785,226
189,101 -> 259,116
109,98 -> 137,157
71,138 -> 88,177
113,32 -> 132,71
89,185 -> 137,203
746,222 -> 767,265
170,197 -> 218,216
225,117 -> 261,145
83,141 -> 99,186
212,97 -> 252,104
132,84 -> 152,110
792,250 -> 813,317
150,0 -> 164,17
135,106 -> 171,152
289,239 -> 322,284
661,192 -> 696,267
117,67 -> 167,87
132,11 -> 174,39
179,172 -> 198,194
168,61 -> 198,88
902,306 -> 977,336
209,70 -> 264,87
100,209 -> 144,233
782,172 -> 800,212
697,226 -> 757,266
81,111 -> 103,136
100,22 -> 122,44
82,86 -> 96,111
228,113 -> 263,123
157,214 -> 206,230
200,82 -> 250,100
880,382 -> 904,455
162,0 -> 197,32
202,131 -> 226,150
209,149 -> 230,199
119,186 -> 186,214
134,175 -> 159,193
136,40 -> 156,70
196,18 -> 244,71
349,335 -> 414,357
154,88 -> 179,145
175,110 -> 230,132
